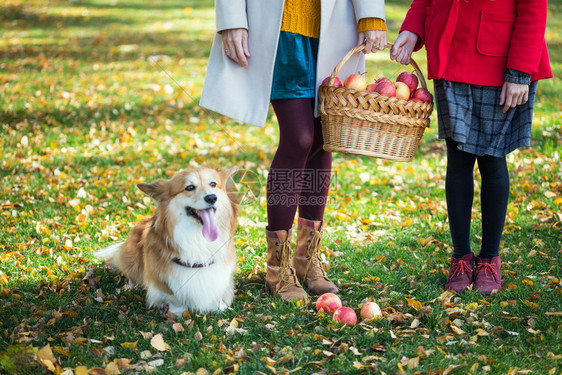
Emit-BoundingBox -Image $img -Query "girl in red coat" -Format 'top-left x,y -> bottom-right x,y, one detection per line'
391,0 -> 552,294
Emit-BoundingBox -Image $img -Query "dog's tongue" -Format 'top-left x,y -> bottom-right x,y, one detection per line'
199,208 -> 219,242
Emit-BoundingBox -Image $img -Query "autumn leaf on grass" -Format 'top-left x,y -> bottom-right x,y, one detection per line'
36,344 -> 59,372
405,298 -> 423,311
465,302 -> 478,310
172,322 -> 184,333
150,333 -> 170,351
105,362 -> 121,375
524,300 -> 539,311
450,324 -> 466,335
120,341 -> 138,349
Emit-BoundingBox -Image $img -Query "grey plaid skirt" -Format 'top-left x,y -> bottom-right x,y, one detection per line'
435,79 -> 538,157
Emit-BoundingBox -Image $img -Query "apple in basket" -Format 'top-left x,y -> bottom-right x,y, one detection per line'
396,72 -> 419,93
366,82 -> 378,92
322,76 -> 343,88
344,74 -> 367,91
375,77 -> 392,86
411,87 -> 433,103
374,80 -> 396,97
395,81 -> 411,100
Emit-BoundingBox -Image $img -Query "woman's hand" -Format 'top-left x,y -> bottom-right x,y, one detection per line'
220,28 -> 250,68
499,82 -> 529,113
390,30 -> 418,65
358,30 -> 387,54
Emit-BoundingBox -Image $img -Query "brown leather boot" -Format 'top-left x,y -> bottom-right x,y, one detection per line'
264,228 -> 308,302
292,218 -> 339,295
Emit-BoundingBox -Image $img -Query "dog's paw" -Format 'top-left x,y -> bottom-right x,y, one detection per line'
168,303 -> 188,317
218,300 -> 233,312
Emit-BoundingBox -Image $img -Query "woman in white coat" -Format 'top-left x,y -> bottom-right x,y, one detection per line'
200,0 -> 386,301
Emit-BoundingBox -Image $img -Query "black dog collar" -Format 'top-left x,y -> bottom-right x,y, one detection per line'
172,258 -> 215,268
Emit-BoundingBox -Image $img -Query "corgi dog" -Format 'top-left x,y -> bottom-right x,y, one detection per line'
95,167 -> 238,315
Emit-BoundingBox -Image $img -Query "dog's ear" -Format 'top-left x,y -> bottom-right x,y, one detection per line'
137,180 -> 168,201
224,166 -> 239,191
214,167 -> 238,190
216,167 -> 240,208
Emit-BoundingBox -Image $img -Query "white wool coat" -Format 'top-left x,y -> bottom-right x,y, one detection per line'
199,0 -> 385,127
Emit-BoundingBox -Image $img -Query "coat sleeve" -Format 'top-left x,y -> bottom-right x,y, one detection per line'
352,0 -> 385,22
507,0 -> 548,75
399,0 -> 431,51
215,0 -> 248,33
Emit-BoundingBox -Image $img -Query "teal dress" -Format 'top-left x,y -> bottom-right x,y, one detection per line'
270,31 -> 320,100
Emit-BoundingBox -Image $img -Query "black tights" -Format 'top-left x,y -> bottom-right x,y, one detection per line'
267,98 -> 332,231
445,138 -> 510,259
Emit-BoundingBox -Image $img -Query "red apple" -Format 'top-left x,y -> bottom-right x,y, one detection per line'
360,302 -> 383,321
395,81 -> 410,100
316,293 -> 342,313
374,81 -> 396,97
344,74 -> 367,91
322,76 -> 343,88
411,87 -> 433,103
332,307 -> 357,326
375,77 -> 392,86
396,72 -> 419,93
366,83 -> 377,92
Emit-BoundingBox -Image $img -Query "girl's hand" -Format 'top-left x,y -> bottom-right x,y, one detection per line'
390,30 -> 418,65
358,30 -> 387,54
220,28 -> 250,68
499,82 -> 529,113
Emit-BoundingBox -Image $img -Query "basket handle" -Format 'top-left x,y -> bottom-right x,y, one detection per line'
327,43 -> 428,90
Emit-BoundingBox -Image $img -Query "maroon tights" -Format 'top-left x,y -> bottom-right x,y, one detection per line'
267,98 -> 332,231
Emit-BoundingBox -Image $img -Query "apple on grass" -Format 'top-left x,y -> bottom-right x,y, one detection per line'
316,293 -> 342,313
395,81 -> 411,100
411,87 -> 433,103
396,72 -> 419,93
344,74 -> 367,91
322,76 -> 343,88
332,307 -> 357,326
360,302 -> 383,321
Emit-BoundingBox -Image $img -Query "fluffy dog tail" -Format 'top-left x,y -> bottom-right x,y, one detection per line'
94,242 -> 124,269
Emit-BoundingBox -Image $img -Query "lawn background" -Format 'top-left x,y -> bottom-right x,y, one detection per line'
0,0 -> 560,374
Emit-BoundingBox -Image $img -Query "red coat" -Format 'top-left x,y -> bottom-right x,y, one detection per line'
400,0 -> 552,86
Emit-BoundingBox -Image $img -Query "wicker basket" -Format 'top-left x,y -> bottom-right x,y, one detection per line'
318,44 -> 433,162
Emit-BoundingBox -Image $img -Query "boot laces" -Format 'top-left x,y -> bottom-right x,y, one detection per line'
476,261 -> 498,280
277,241 -> 300,293
450,259 -> 472,278
304,231 -> 329,281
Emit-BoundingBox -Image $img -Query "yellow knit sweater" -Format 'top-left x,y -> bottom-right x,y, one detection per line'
280,0 -> 387,38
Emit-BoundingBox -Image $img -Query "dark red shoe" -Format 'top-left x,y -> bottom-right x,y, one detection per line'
444,253 -> 475,293
473,256 -> 501,295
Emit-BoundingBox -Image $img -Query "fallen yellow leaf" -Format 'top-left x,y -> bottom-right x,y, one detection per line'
465,302 -> 478,310
105,362 -> 121,375
405,298 -> 423,310
36,344 -> 57,365
120,341 -> 138,349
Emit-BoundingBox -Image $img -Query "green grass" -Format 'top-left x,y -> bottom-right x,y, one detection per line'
1,0 -> 561,374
